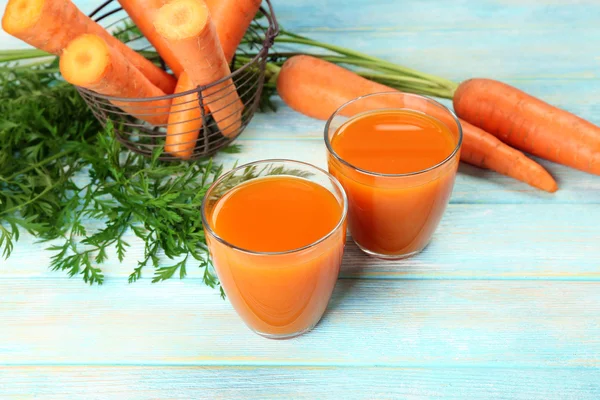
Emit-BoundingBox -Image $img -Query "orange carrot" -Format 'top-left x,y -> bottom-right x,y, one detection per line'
2,0 -> 176,94
59,34 -> 170,126
116,0 -> 184,77
165,72 -> 203,159
460,120 -> 557,192
277,55 -> 558,192
154,0 -> 243,138
205,0 -> 262,62
454,78 -> 600,175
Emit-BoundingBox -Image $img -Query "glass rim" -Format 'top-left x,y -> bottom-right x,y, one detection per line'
201,159 -> 348,256
324,91 -> 464,178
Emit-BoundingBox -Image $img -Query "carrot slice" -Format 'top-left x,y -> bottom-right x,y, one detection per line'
154,0 -> 243,138
165,72 -> 203,159
59,34 -> 171,126
2,0 -> 176,94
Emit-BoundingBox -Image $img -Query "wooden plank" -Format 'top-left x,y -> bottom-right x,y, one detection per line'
281,0 -> 600,32
4,204 -> 599,279
275,0 -> 600,86
1,366 -> 599,399
1,279 -> 599,367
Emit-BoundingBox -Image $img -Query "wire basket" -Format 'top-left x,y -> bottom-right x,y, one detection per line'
78,0 -> 279,160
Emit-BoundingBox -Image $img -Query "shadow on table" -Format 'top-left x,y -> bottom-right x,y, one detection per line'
320,237 -> 419,322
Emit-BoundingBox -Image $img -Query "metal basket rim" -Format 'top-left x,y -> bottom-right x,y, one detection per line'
79,0 -> 279,103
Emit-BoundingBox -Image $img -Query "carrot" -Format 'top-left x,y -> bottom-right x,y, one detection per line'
2,0 -> 176,94
165,72 -> 203,159
454,78 -> 600,175
460,120 -> 557,192
153,0 -> 243,138
116,0 -> 184,77
59,34 -> 170,126
277,55 -> 558,192
205,0 -> 263,62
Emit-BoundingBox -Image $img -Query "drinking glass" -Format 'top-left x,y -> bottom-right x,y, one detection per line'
325,92 -> 462,259
202,160 -> 348,339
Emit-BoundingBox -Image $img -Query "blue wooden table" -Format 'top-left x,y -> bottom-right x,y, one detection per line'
2,0 -> 600,398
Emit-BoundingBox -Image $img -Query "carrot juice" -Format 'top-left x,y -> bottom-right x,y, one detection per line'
202,160 -> 347,339
325,92 -> 462,259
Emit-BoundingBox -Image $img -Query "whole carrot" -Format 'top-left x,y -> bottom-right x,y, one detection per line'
2,0 -> 176,94
454,78 -> 600,175
205,0 -> 263,62
154,0 -> 243,138
60,34 -> 171,126
277,55 -> 558,192
116,0 -> 184,77
460,120 -> 557,192
165,72 -> 203,159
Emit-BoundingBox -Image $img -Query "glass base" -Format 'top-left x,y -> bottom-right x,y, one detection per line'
354,240 -> 422,260
253,324 -> 315,340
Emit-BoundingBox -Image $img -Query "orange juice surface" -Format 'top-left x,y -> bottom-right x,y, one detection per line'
206,176 -> 346,337
328,109 -> 459,257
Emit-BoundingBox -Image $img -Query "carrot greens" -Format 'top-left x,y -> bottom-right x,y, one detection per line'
0,63 -> 237,294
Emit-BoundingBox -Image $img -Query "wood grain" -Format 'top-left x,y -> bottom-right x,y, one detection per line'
1,367 -> 599,399
4,204 -> 599,279
1,279 -> 599,367
2,0 -> 600,396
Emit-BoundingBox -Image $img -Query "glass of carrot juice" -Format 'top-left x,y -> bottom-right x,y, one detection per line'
325,92 -> 463,259
202,160 -> 348,339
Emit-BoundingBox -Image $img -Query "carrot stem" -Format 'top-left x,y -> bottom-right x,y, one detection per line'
357,72 -> 455,99
275,32 -> 458,92
0,50 -> 52,62
269,54 -> 444,87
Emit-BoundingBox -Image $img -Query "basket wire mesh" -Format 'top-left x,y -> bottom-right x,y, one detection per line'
78,0 -> 279,160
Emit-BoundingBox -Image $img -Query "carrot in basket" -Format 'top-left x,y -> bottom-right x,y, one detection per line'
166,72 -> 203,159
59,34 -> 171,126
277,55 -> 558,192
454,78 -> 600,175
205,0 -> 263,62
2,0 -> 176,94
116,0 -> 184,77
154,0 -> 243,138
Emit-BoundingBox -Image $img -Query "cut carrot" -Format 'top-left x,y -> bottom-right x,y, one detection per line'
59,34 -> 171,126
2,0 -> 176,94
277,55 -> 558,192
116,0 -> 184,77
166,72 -> 203,159
205,0 -> 262,62
454,78 -> 600,175
154,0 -> 243,138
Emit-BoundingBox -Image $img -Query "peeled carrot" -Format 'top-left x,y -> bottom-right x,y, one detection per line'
277,55 -> 558,192
205,0 -> 262,62
116,0 -> 184,77
154,0 -> 243,138
454,78 -> 600,175
2,0 -> 176,94
59,34 -> 170,126
165,72 -> 203,159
